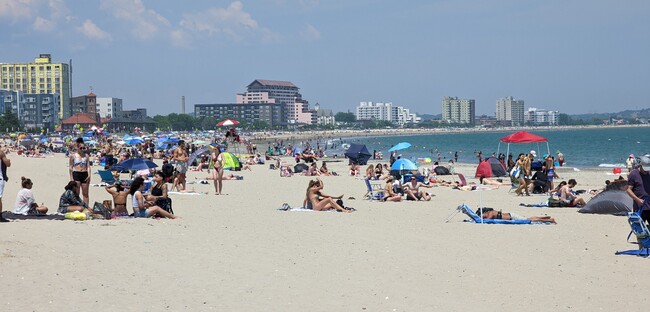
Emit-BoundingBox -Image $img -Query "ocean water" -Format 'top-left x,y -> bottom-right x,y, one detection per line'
336,127 -> 650,168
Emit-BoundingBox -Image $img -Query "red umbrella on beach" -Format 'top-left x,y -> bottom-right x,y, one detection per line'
217,119 -> 239,127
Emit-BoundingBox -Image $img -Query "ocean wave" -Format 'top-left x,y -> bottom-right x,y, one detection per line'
598,163 -> 625,168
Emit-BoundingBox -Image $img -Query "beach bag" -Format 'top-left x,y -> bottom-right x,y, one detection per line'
626,198 -> 650,247
548,197 -> 563,207
155,197 -> 174,214
336,199 -> 345,208
92,201 -> 112,219
510,167 -> 521,179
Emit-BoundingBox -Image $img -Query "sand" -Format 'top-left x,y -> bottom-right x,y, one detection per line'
0,153 -> 647,311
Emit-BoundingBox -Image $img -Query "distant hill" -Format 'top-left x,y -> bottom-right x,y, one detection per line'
419,113 -> 441,121
571,108 -> 650,120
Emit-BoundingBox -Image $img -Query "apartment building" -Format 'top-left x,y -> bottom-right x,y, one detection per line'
0,54 -> 71,119
0,90 -> 59,130
442,96 -> 475,125
355,101 -> 420,126
496,96 -> 525,126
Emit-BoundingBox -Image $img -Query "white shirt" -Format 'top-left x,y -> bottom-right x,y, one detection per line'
14,188 -> 35,215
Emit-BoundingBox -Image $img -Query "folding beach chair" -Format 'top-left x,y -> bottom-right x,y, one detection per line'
97,170 -> 116,185
615,204 -> 650,257
363,178 -> 385,201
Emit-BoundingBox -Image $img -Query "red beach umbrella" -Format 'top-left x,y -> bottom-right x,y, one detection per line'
217,119 -> 239,127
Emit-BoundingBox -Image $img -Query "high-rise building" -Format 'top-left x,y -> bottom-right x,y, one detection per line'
194,103 -> 284,128
496,96 -> 525,126
237,79 -> 312,124
96,97 -> 123,118
355,101 -> 420,125
0,54 -> 71,119
442,96 -> 475,125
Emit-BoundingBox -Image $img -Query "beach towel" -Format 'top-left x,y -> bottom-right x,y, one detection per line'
168,191 -> 204,195
457,204 -> 552,225
1,211 -> 66,220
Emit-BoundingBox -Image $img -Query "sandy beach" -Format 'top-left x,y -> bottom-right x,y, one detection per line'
1,152 -> 648,311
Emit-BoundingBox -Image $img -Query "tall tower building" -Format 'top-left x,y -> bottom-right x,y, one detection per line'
496,96 -> 524,126
237,79 -> 312,124
0,54 -> 71,119
442,96 -> 475,125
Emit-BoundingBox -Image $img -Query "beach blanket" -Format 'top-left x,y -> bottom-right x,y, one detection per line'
519,202 -> 549,208
1,211 -> 66,220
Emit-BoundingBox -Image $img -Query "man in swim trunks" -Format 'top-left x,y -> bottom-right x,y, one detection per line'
404,176 -> 434,201
173,140 -> 189,191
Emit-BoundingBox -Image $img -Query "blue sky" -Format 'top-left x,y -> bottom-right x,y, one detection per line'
1,0 -> 648,116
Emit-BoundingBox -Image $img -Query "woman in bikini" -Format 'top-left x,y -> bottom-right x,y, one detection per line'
303,178 -> 350,212
104,183 -> 129,216
69,142 -> 91,204
129,177 -> 176,219
211,146 -> 224,195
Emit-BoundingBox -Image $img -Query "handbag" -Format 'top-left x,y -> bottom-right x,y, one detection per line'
510,167 -> 521,179
155,197 -> 174,214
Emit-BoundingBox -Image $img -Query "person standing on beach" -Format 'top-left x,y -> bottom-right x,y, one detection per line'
627,155 -> 650,225
173,140 -> 189,191
211,146 -> 224,195
0,148 -> 11,222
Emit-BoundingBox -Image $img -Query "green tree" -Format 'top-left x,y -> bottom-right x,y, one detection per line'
335,112 -> 356,123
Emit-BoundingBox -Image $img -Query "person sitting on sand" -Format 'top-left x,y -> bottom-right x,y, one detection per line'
559,179 -> 586,207
478,208 -> 556,224
306,162 -> 321,176
146,171 -> 171,211
104,183 -> 129,216
349,163 -> 359,176
303,178 -> 351,212
383,176 -> 402,202
129,177 -> 177,219
58,181 -> 88,213
319,162 -> 332,176
14,177 -> 48,215
403,176 -> 434,201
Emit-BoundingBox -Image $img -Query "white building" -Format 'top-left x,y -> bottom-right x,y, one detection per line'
314,103 -> 335,126
525,108 -> 559,125
496,96 -> 524,126
96,97 -> 123,118
355,101 -> 420,126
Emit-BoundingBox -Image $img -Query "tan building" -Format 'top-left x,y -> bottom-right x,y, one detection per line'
496,96 -> 525,126
1,54 -> 71,119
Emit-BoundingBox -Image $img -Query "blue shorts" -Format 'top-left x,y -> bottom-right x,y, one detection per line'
135,209 -> 148,218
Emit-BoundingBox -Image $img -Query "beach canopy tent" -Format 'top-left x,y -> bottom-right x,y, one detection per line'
497,131 -> 550,158
221,152 -> 241,170
344,143 -> 372,165
578,190 -> 633,216
475,157 -> 508,178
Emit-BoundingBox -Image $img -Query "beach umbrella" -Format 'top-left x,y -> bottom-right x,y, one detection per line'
188,147 -> 211,165
111,158 -> 158,171
220,152 -> 241,170
124,138 -> 144,145
391,158 -> 418,171
217,119 -> 239,127
388,142 -> 412,152
192,140 -> 207,145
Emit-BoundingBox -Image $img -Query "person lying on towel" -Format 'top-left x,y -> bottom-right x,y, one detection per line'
477,208 -> 557,224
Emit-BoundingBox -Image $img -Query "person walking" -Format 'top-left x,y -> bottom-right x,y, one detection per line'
0,148 -> 10,222
627,155 -> 650,225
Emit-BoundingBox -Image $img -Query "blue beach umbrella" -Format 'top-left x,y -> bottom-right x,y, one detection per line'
111,158 -> 158,171
124,138 -> 144,145
388,142 -> 412,152
391,158 -> 418,171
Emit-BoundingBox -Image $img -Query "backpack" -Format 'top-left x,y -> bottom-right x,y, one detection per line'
510,166 -> 521,179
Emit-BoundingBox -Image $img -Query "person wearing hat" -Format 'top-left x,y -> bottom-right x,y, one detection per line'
627,154 -> 637,172
627,155 -> 650,224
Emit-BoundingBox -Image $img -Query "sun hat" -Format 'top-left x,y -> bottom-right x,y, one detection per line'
530,150 -> 537,157
640,155 -> 650,167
